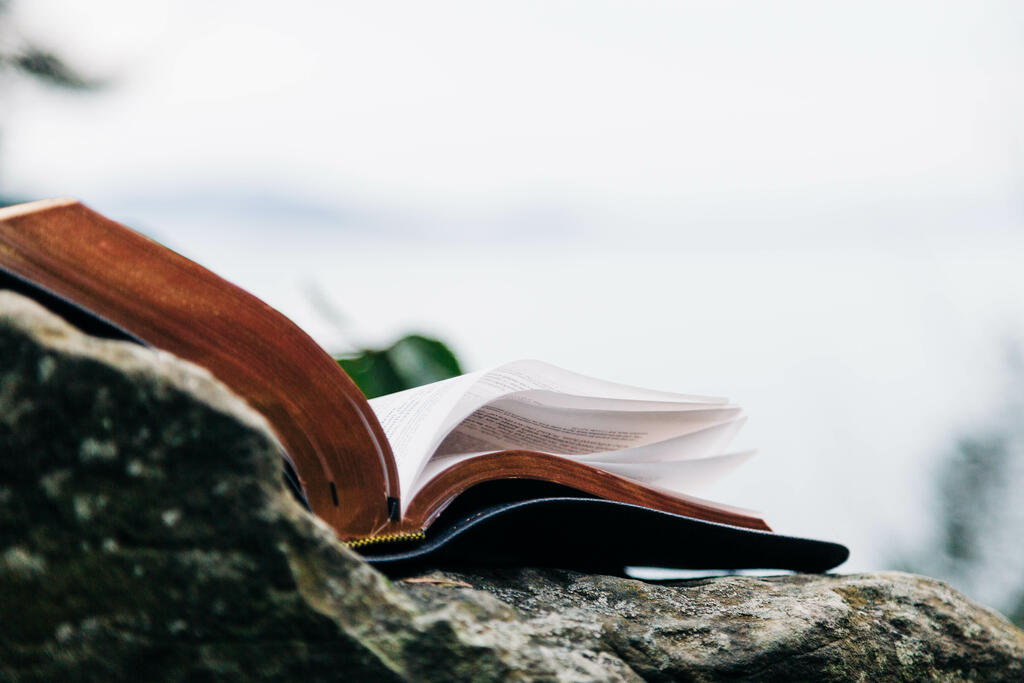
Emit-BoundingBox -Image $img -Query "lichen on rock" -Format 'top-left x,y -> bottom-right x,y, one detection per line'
1,290 -> 1022,681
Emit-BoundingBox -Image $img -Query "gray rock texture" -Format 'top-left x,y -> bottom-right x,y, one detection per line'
1,289 -> 1022,681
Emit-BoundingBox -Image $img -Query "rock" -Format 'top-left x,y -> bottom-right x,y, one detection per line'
420,569 -> 1024,681
1,289 -> 1022,681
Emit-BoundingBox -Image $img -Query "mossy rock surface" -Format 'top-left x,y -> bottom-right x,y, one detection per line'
1,290 -> 1022,681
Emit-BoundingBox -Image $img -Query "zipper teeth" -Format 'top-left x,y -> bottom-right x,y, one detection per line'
344,530 -> 426,549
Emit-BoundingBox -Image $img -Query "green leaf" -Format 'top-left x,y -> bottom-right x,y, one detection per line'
337,335 -> 463,399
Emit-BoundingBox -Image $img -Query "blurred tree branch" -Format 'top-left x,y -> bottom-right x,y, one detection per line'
2,47 -> 98,90
0,1 -> 98,89
0,0 -> 103,204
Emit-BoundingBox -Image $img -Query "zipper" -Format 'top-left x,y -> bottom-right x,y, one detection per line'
344,530 -> 426,549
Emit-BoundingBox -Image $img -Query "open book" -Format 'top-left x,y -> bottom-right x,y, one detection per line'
367,359 -> 766,540
0,199 -> 847,572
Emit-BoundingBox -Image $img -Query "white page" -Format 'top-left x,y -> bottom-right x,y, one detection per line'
571,417 -> 747,464
368,371 -> 483,500
434,400 -> 743,458
412,449 -> 755,501
425,360 -> 730,475
454,360 -> 726,408
368,359 -> 735,512
582,450 -> 757,496
502,389 -> 732,412
409,419 -> 745,500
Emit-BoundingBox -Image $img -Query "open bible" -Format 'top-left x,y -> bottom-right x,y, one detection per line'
0,199 -> 848,572
367,359 -> 767,542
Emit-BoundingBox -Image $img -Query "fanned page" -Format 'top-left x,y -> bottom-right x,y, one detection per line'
367,360 -> 751,514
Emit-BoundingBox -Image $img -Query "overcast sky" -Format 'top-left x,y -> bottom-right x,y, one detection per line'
5,0 -> 1024,246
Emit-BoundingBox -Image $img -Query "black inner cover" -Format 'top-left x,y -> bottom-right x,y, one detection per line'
361,480 -> 849,575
